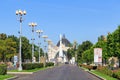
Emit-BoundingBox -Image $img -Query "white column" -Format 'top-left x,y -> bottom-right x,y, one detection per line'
59,34 -> 63,57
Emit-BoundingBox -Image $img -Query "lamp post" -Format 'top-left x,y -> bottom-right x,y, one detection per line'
47,39 -> 52,62
36,30 -> 43,63
16,9 -> 26,71
42,35 -> 48,66
29,22 -> 37,63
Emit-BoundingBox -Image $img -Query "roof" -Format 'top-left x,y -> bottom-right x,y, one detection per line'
57,35 -> 71,47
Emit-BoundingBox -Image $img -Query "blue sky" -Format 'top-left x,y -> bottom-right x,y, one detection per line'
0,0 -> 120,45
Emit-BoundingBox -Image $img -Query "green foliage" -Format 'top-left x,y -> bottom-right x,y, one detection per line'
77,40 -> 93,63
21,37 -> 31,62
22,63 -> 43,70
67,48 -> 75,61
80,26 -> 120,65
82,48 -> 94,64
112,69 -> 120,79
0,38 -> 16,62
45,62 -> 54,67
0,33 -> 7,40
22,62 -> 53,70
0,64 -> 7,75
0,33 -> 44,63
0,75 -> 13,80
107,26 -> 120,58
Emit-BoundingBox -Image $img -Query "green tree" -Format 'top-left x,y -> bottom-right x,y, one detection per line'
8,35 -> 19,54
112,26 -> 120,67
5,38 -> 17,61
0,38 -> 16,62
0,40 -> 6,61
0,33 -> 7,40
21,37 -> 31,62
67,48 -> 75,61
40,48 -> 44,57
77,40 -> 93,63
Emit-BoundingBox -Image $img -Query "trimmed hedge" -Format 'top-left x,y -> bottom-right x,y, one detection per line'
22,63 -> 43,70
45,62 -> 54,67
0,64 -> 7,75
22,62 -> 54,70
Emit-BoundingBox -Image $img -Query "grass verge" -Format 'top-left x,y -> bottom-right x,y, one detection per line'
8,66 -> 53,72
91,70 -> 117,80
80,67 -> 88,71
0,75 -> 13,80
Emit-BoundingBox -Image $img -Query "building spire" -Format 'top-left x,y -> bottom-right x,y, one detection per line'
63,34 -> 65,39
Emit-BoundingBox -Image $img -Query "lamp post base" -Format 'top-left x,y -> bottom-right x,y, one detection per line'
18,66 -> 22,71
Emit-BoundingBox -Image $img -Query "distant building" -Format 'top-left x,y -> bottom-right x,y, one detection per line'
48,34 -> 71,64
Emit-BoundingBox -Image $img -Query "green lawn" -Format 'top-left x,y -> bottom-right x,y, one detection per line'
91,70 -> 118,80
0,75 -> 13,80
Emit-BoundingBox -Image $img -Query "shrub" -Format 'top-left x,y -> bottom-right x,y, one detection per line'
0,64 -> 7,75
33,63 -> 43,68
22,63 -> 33,70
22,63 -> 43,70
112,69 -> 120,79
45,62 -> 54,67
92,66 -> 97,70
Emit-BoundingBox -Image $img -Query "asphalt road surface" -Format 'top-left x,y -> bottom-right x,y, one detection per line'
14,64 -> 101,80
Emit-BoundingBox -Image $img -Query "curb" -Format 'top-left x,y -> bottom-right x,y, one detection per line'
4,76 -> 18,80
87,71 -> 106,80
7,66 -> 55,75
80,67 -> 105,80
7,72 -> 33,74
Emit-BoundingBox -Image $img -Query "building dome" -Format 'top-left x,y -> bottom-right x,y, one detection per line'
57,35 -> 71,47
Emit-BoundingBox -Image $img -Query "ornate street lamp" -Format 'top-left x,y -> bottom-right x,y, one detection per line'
16,9 -> 26,71
36,30 -> 43,63
29,22 -> 37,63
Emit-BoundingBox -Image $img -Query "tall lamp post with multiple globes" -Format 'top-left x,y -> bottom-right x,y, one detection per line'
29,22 -> 37,63
36,30 -> 43,63
16,9 -> 26,71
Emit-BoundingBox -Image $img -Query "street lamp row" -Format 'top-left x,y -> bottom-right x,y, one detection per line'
16,9 -> 50,71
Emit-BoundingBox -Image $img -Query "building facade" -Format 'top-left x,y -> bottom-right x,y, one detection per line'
48,34 -> 71,63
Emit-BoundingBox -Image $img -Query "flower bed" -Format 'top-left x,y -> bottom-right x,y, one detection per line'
79,64 -> 97,71
97,66 -> 120,79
